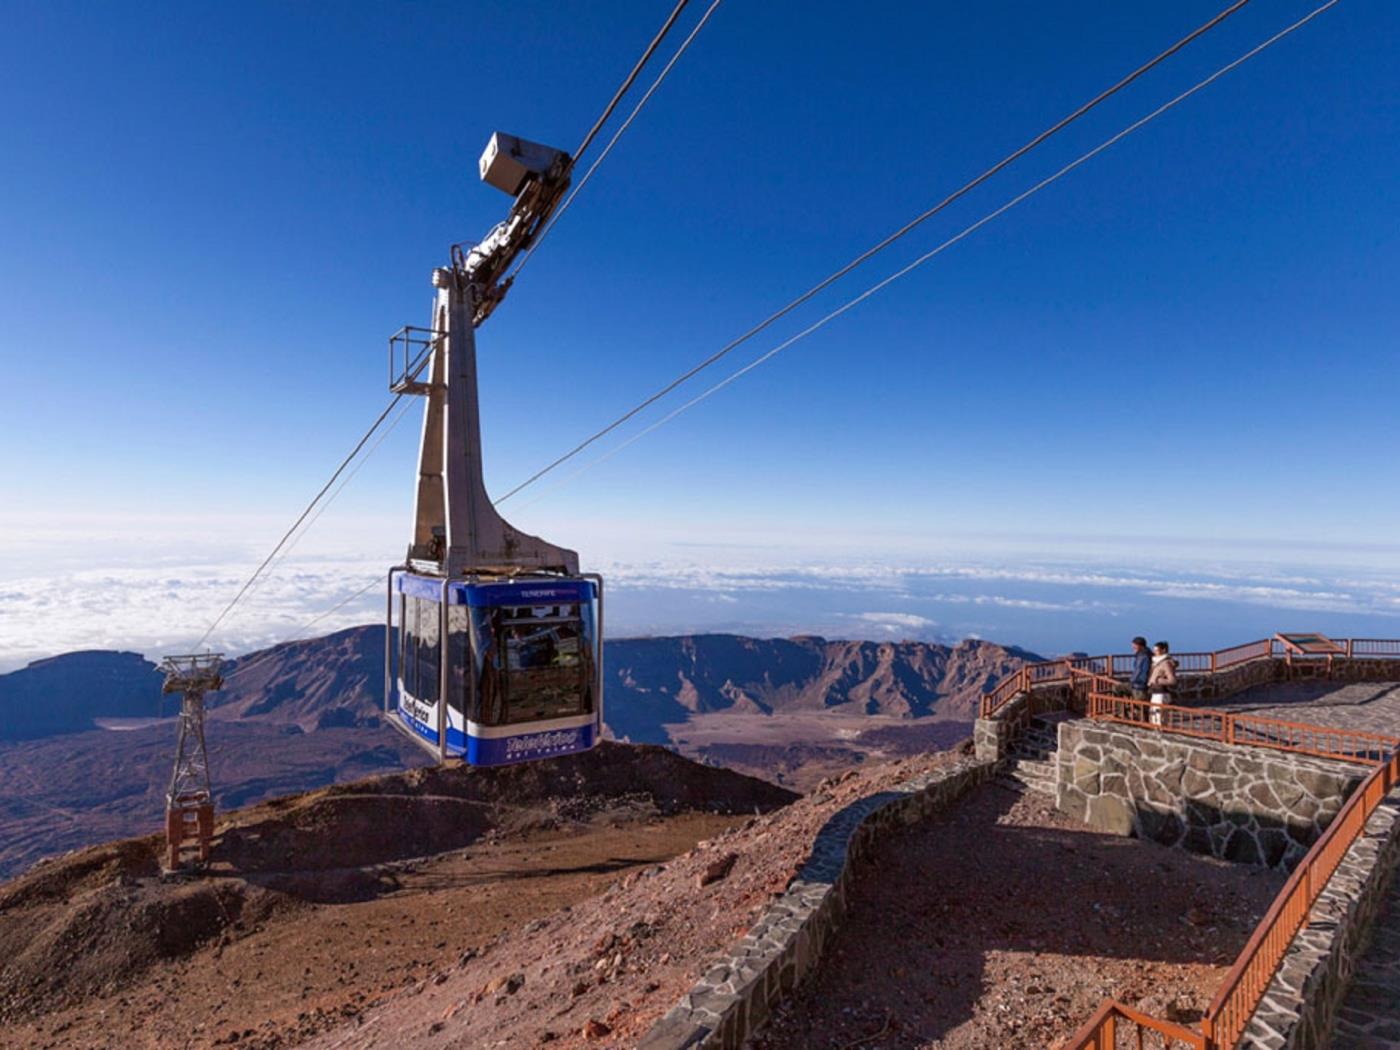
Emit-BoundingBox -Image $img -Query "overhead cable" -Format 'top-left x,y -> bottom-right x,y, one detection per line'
226,396 -> 418,618
494,0 -> 1256,504
196,349 -> 432,648
510,0 -> 724,282
510,0 -> 1341,507
288,577 -> 382,642
573,0 -> 693,163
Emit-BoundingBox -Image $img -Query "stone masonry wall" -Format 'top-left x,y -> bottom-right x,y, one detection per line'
1055,720 -> 1367,869
1242,788 -> 1400,1049
639,756 -> 997,1050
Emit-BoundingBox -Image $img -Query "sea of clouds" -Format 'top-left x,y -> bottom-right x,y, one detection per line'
3,526 -> 1399,673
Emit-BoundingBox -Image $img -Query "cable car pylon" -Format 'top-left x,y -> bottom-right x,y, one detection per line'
384,133 -> 604,767
159,653 -> 224,871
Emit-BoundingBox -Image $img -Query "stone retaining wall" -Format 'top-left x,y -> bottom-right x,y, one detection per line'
1182,656 -> 1282,701
1055,720 -> 1367,869
1242,788 -> 1400,1049
638,756 -> 997,1049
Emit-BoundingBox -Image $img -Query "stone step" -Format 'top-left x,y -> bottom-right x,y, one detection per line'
1009,758 -> 1057,795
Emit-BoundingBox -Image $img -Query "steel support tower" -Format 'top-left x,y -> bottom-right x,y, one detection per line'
159,654 -> 224,871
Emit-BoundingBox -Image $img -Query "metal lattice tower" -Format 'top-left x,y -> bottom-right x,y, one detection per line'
159,653 -> 224,871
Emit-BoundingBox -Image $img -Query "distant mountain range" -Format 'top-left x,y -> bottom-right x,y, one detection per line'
2,626 -> 1038,741
0,626 -> 1038,878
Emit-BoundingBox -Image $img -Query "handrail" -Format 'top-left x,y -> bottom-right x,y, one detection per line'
1352,638 -> 1400,657
1088,690 -> 1398,766
1062,998 -> 1206,1049
1063,749 -> 1399,1050
1201,748 -> 1400,1048
979,634 -> 1400,720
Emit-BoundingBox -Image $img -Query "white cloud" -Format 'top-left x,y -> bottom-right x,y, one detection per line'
4,530 -> 1400,673
851,612 -> 939,631
0,557 -> 385,672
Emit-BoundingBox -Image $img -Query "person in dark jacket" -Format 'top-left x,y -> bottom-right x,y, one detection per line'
1130,636 -> 1152,700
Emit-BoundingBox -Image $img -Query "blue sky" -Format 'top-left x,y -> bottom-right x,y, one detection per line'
2,0 -> 1398,667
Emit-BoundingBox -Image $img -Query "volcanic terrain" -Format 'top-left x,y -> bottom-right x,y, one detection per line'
0,742 -> 794,1049
0,628 -> 1035,878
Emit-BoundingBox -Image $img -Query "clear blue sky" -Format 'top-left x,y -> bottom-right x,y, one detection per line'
1,1 -> 1397,661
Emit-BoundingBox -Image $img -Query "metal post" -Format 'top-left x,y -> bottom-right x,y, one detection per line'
438,577 -> 451,761
405,274 -> 578,578
385,567 -> 401,720
585,573 -> 605,735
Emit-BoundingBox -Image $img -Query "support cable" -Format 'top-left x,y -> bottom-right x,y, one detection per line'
494,0 -> 1256,504
230,396 -> 418,616
509,0 -> 1340,508
288,577 -> 382,642
572,0 -> 692,163
510,0 -> 724,283
196,350 -> 432,648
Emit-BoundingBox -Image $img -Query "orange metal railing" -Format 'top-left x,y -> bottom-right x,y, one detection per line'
1214,638 -> 1273,669
1352,638 -> 1400,658
980,634 -> 1400,720
1087,687 -> 1398,766
988,639 -> 1400,1047
1061,998 -> 1206,1050
1200,748 -> 1400,1048
1062,748 -> 1399,1050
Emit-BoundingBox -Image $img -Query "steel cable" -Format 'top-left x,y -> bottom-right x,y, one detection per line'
510,0 -> 724,283
509,0 -> 1342,508
494,0 -> 1256,504
572,0 -> 693,163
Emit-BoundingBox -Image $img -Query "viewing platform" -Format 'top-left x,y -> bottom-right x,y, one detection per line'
971,632 -> 1400,1050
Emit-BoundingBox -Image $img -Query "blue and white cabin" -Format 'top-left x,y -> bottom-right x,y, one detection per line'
387,573 -> 602,766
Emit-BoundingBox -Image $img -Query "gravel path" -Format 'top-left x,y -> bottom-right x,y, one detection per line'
1331,872 -> 1400,1048
753,780 -> 1284,1050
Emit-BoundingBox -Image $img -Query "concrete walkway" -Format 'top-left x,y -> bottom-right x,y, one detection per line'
1331,872 -> 1400,1049
1219,681 -> 1400,739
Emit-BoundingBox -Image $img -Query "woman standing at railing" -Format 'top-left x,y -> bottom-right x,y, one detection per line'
1148,641 -> 1178,726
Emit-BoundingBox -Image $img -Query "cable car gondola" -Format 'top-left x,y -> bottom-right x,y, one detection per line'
387,573 -> 602,765
384,132 -> 603,766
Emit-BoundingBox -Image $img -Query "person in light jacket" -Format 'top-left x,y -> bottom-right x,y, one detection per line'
1147,641 -> 1178,726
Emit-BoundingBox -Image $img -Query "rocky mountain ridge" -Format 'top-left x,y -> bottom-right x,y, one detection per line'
0,627 -> 1038,878
1,626 -> 1038,742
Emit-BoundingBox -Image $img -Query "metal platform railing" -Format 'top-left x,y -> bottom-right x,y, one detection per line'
980,634 -> 1400,721
1086,684 -> 1398,766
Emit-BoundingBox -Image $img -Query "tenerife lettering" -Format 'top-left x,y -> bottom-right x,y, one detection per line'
504,730 -> 580,756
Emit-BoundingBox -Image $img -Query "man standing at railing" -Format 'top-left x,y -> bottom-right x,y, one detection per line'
1130,636 -> 1152,701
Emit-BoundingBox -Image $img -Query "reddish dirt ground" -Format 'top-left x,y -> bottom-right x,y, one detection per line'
754,779 -> 1286,1049
0,742 -> 794,1050
302,751 -> 970,1049
0,814 -> 740,1050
